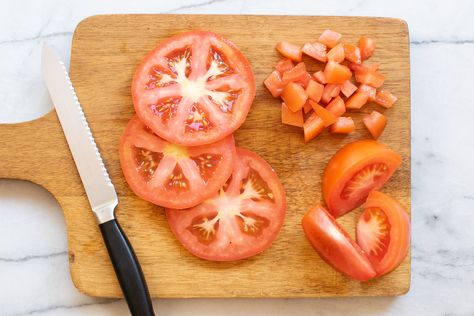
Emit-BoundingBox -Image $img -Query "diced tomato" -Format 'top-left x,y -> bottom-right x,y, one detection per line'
346,91 -> 369,109
281,82 -> 308,112
324,61 -> 352,84
355,70 -> 385,88
349,63 -> 379,73
359,36 -> 376,60
318,29 -> 342,48
264,70 -> 284,97
305,79 -> 324,102
326,96 -> 346,117
282,62 -> 310,87
276,41 -> 302,62
375,89 -> 397,108
302,42 -> 327,62
327,43 -> 345,63
363,110 -> 387,139
358,84 -> 376,101
275,58 -> 294,74
303,113 -> 325,143
343,44 -> 361,64
329,117 -> 355,134
341,80 -> 358,98
313,71 -> 327,84
303,100 -> 313,114
310,101 -> 337,127
281,102 -> 304,127
321,83 -> 341,104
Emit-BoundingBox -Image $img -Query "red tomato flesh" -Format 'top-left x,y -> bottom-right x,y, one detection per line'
329,117 -> 355,134
359,36 -> 376,60
281,102 -> 304,127
363,111 -> 387,139
264,70 -> 284,98
346,91 -> 369,109
358,84 -> 376,101
321,83 -> 341,104
275,58 -> 294,74
303,112 -> 325,142
318,29 -> 342,48
276,41 -> 302,62
281,82 -> 308,112
341,80 -> 358,98
375,89 -> 397,108
324,61 -> 352,84
310,101 -> 337,127
327,43 -> 345,63
305,79 -> 324,102
343,44 -> 361,64
355,70 -> 385,88
326,96 -> 346,117
302,42 -> 327,62
313,71 -> 327,84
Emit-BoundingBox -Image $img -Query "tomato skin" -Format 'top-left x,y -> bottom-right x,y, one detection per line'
323,140 -> 401,217
302,205 -> 376,281
363,110 -> 387,139
281,102 -> 304,127
281,82 -> 308,112
359,36 -> 376,60
329,117 -> 355,134
357,191 -> 410,276
276,41 -> 302,62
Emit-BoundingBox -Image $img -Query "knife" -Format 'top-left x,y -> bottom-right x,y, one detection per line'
42,44 -> 155,316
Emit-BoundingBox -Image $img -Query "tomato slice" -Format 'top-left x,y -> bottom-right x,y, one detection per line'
281,102 -> 304,127
166,148 -> 286,261
375,89 -> 398,108
324,61 -> 352,84
363,111 -> 387,139
346,91 -> 369,109
359,36 -> 376,60
281,82 -> 308,112
302,42 -> 327,62
323,140 -> 401,217
276,41 -> 303,62
357,191 -> 410,276
305,79 -> 324,103
341,80 -> 358,98
310,101 -> 337,127
275,58 -> 294,74
326,96 -> 346,117
302,205 -> 376,281
327,43 -> 345,63
318,29 -> 342,48
264,70 -> 284,98
119,116 -> 236,209
343,44 -> 361,64
132,31 -> 255,146
329,117 -> 355,134
303,112 -> 325,142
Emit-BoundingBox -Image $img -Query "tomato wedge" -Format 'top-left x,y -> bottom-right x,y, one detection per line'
132,31 -> 255,146
323,140 -> 401,217
166,148 -> 286,261
363,111 -> 387,139
357,191 -> 410,277
119,116 -> 236,209
302,205 -> 376,281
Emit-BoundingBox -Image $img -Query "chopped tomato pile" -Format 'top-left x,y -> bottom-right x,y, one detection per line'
264,29 -> 397,142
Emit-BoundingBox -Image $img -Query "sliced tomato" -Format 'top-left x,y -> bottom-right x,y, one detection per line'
327,43 -> 345,63
363,111 -> 387,139
326,96 -> 346,117
313,71 -> 327,84
166,148 -> 286,261
343,44 -> 361,64
318,29 -> 342,48
281,82 -> 308,112
375,89 -> 397,108
323,140 -> 401,217
282,62 -> 310,87
119,116 -> 236,209
359,36 -> 376,60
357,191 -> 410,276
275,58 -> 294,74
303,113 -> 325,142
310,101 -> 337,127
324,61 -> 352,84
358,84 -> 376,101
264,70 -> 284,98
321,83 -> 341,104
346,91 -> 369,109
341,80 -> 358,98
329,117 -> 355,134
355,70 -> 385,88
276,41 -> 302,62
305,79 -> 324,103
281,102 -> 304,127
302,42 -> 327,62
132,31 -> 255,146
302,205 -> 376,281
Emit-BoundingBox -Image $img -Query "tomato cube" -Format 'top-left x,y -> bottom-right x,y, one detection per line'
302,42 -> 327,62
318,29 -> 342,48
358,84 -> 377,101
326,96 -> 346,117
276,41 -> 302,62
359,36 -> 376,60
341,80 -> 358,98
281,102 -> 304,127
303,113 -> 325,142
305,79 -> 324,102
363,110 -> 387,139
346,91 -> 369,109
321,83 -> 341,104
281,82 -> 308,112
355,70 -> 385,88
264,70 -> 284,98
327,43 -> 345,63
375,89 -> 397,108
324,61 -> 352,84
329,117 -> 355,134
275,58 -> 294,74
343,44 -> 361,64
310,101 -> 337,127
313,71 -> 327,84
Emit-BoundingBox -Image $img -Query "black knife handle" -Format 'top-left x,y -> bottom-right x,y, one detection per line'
99,219 -> 155,316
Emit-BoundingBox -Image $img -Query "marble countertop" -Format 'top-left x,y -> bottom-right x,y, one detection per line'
1,0 -> 474,315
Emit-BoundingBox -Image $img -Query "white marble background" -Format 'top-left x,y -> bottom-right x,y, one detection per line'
1,0 -> 474,315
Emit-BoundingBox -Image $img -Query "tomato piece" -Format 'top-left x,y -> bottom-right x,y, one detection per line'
276,41 -> 302,62
359,36 -> 376,60
281,82 -> 308,112
166,148 -> 286,261
305,79 -> 324,102
282,62 -> 310,87
341,80 -> 358,98
303,113 -> 325,142
321,83 -> 341,104
318,29 -> 342,48
310,100 -> 337,127
281,102 -> 304,127
357,191 -> 410,276
323,140 -> 401,217
375,89 -> 398,108
355,70 -> 385,88
329,117 -> 355,134
119,116 -> 236,209
324,61 -> 352,84
302,205 -> 376,281
349,63 -> 379,73
343,44 -> 361,64
302,42 -> 327,62
313,71 -> 327,84
363,111 -> 387,139
275,58 -> 294,74
132,31 -> 255,146
303,100 -> 313,114
358,84 -> 376,101
264,70 -> 284,98
326,96 -> 346,117
346,91 -> 369,109
327,43 -> 345,63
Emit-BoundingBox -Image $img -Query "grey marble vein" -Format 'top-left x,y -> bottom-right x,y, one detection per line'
0,251 -> 66,263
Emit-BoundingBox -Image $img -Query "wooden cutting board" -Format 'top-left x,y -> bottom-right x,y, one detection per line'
0,15 -> 410,297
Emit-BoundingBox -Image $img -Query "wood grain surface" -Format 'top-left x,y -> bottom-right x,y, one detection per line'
0,15 -> 410,298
